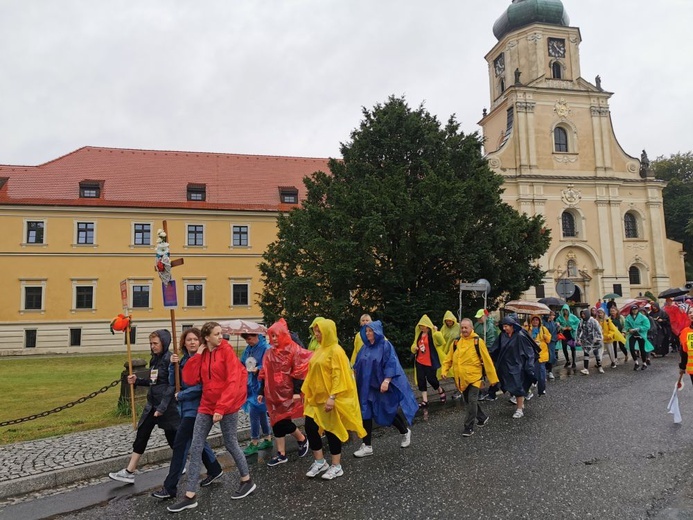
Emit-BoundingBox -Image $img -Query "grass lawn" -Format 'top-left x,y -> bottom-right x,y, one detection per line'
0,354 -> 142,445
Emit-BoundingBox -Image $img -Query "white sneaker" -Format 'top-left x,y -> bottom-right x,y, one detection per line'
597,366 -> 605,374
321,464 -> 344,480
305,460 -> 329,478
580,368 -> 589,375
509,395 -> 517,405
353,443 -> 373,458
525,391 -> 534,401
512,408 -> 524,419
547,372 -> 555,381
108,468 -> 135,484
401,428 -> 412,448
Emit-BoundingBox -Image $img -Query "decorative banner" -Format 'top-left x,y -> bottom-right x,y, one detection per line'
162,280 -> 178,308
119,280 -> 128,310
155,229 -> 172,286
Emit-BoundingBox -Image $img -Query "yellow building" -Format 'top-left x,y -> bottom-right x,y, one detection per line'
0,147 -> 328,354
480,0 -> 685,303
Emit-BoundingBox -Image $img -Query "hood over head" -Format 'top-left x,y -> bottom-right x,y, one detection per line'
443,310 -> 458,325
315,319 -> 339,348
153,329 -> 172,351
501,316 -> 522,332
561,303 -> 571,314
267,318 -> 295,350
360,320 -> 385,345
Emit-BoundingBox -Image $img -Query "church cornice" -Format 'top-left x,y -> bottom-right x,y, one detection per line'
497,174 -> 666,185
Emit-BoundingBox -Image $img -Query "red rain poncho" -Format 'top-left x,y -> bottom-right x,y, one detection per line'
259,319 -> 313,426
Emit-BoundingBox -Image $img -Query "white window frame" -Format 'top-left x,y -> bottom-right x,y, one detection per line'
20,279 -> 46,314
131,222 -> 153,247
23,219 -> 47,246
73,220 -> 97,247
229,278 -> 251,308
183,278 -> 206,309
185,223 -> 206,248
129,279 -> 154,310
231,224 -> 251,248
71,278 -> 98,312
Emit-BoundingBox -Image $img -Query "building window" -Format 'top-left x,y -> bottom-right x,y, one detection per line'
76,222 -> 95,244
124,326 -> 137,345
24,287 -> 43,310
182,324 -> 194,334
70,328 -> 82,347
133,223 -> 151,245
562,211 -> 577,237
279,187 -> 299,204
233,225 -> 249,247
75,286 -> 94,309
535,284 -> 546,299
624,212 -> 639,239
629,266 -> 642,285
25,329 -> 37,348
187,225 -> 204,246
186,284 -> 204,307
232,284 -> 249,306
552,61 -> 562,79
506,107 -> 514,136
79,181 -> 102,198
132,285 -> 150,308
554,127 -> 569,152
187,184 -> 206,201
26,221 -> 45,244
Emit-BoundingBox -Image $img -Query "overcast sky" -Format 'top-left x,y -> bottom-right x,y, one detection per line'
1,0 -> 691,166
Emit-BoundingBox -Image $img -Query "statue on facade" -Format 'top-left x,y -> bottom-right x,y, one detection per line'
639,150 -> 651,178
514,68 -> 522,85
595,75 -> 602,91
482,108 -> 488,117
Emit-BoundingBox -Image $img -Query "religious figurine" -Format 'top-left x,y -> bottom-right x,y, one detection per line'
639,150 -> 651,178
482,108 -> 488,117
595,75 -> 602,91
514,68 -> 522,85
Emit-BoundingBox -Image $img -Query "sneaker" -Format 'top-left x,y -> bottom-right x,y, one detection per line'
353,443 -> 373,458
610,362 -> 617,369
151,488 -> 173,500
297,438 -> 309,458
547,372 -> 555,381
243,443 -> 259,456
538,391 -> 546,396
509,395 -> 517,405
231,479 -> 256,500
257,439 -> 273,451
633,362 -> 640,371
486,394 -> 497,401
512,408 -> 524,419
267,454 -> 288,467
108,468 -> 134,484
462,429 -> 475,437
525,391 -> 534,401
321,464 -> 344,480
453,391 -> 463,400
200,470 -> 223,487
571,362 -> 577,369
167,496 -> 198,513
580,368 -> 589,375
646,358 -> 652,366
477,417 -> 489,427
306,459 -> 329,478
641,364 -> 648,371
401,428 -> 412,448
597,366 -> 605,374
477,392 -> 487,401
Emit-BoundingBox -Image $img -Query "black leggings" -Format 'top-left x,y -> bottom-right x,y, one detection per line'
415,362 -> 440,392
362,413 -> 408,446
132,409 -> 176,454
272,418 -> 298,438
562,342 -> 576,364
629,336 -> 648,362
305,415 -> 341,455
614,341 -> 628,358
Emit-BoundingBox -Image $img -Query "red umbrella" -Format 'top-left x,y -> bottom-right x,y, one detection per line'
218,319 -> 267,335
504,300 -> 551,315
619,298 -> 650,316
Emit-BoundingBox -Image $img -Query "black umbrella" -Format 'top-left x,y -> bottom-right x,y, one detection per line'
538,297 -> 566,307
658,287 -> 691,299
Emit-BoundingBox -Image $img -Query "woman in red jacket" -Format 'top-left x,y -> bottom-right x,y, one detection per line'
167,322 -> 256,513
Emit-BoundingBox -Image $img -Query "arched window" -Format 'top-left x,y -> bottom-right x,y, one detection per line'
624,212 -> 639,238
552,61 -> 562,79
629,265 -> 641,285
562,211 -> 576,237
554,127 -> 568,152
567,260 -> 578,278
499,79 -> 505,93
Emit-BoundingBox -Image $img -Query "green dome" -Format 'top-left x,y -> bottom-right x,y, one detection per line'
493,0 -> 570,41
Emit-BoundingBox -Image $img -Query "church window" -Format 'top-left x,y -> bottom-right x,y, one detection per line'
554,127 -> 568,153
624,212 -> 639,238
552,61 -> 562,79
562,211 -> 576,238
629,266 -> 641,285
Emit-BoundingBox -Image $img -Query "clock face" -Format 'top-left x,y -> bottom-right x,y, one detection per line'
494,54 -> 505,77
548,38 -> 566,58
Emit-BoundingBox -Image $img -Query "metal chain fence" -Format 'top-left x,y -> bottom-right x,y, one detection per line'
0,379 -> 121,428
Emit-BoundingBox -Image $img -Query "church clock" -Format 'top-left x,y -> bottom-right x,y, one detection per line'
548,38 -> 566,58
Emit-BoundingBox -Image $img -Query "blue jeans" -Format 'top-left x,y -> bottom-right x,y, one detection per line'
249,406 -> 271,440
535,361 -> 547,394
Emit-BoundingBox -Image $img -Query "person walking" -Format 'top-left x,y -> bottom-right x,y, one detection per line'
677,308 -> 693,383
258,318 -> 312,466
543,311 -> 560,380
109,329 -> 179,485
596,309 -> 626,369
493,317 -> 536,419
350,314 -> 372,365
302,319 -> 366,480
150,328 -> 223,500
167,322 -> 255,513
576,308 -> 604,375
440,310 -> 461,356
240,332 -> 273,456
442,318 -> 499,436
525,315 -> 552,394
474,309 -> 498,346
557,304 -> 580,369
610,305 -> 629,362
624,305 -> 654,371
352,320 -> 417,457
410,314 -> 447,407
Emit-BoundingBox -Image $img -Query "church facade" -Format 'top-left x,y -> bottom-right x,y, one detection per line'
479,0 -> 685,304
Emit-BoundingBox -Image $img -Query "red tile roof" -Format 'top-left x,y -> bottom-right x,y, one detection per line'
0,146 -> 331,211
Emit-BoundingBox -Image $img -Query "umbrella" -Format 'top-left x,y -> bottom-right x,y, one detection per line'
538,297 -> 566,307
504,300 -> 551,315
619,298 -> 650,316
658,287 -> 691,299
218,319 -> 267,335
603,293 -> 621,300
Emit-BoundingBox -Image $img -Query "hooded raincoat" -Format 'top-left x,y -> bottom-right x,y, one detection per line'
440,311 -> 461,356
557,304 -> 580,346
624,309 -> 655,353
301,319 -> 366,442
353,321 -> 418,426
410,314 -> 446,383
493,317 -> 536,397
137,329 -> 180,430
597,314 -> 626,344
260,318 -> 313,426
442,331 -> 499,392
308,317 -> 324,352
524,315 -> 553,363
240,334 -> 270,415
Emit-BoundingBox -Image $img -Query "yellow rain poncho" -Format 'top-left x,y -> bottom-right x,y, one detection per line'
410,314 -> 447,382
351,331 -> 364,365
302,319 -> 366,442
440,310 -> 461,356
307,316 -> 325,352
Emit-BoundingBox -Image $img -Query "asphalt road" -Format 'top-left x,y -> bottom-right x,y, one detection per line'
10,355 -> 693,519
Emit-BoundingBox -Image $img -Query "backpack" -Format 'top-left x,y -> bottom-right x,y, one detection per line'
453,337 -> 486,378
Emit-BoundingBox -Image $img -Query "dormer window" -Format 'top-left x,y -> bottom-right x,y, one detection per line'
279,186 -> 299,204
187,183 -> 206,201
79,181 -> 102,198
0,177 -> 8,189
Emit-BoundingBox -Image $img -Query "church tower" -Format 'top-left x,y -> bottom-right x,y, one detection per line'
479,0 -> 685,303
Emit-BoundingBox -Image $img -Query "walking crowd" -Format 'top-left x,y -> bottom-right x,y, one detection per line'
107,297 -> 693,513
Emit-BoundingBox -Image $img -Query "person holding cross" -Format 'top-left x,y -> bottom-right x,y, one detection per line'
442,318 -> 498,437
